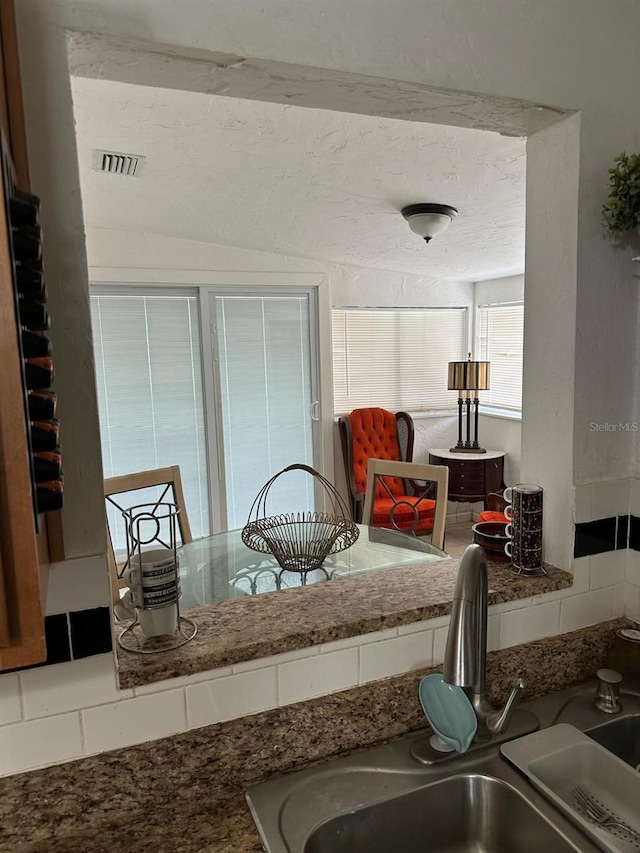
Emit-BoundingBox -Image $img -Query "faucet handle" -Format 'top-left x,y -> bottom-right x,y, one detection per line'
487,678 -> 525,735
594,668 -> 622,714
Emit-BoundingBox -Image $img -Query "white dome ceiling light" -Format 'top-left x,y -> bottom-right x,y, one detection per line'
401,203 -> 458,243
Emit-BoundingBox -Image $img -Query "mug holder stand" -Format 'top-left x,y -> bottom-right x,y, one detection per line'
116,501 -> 198,655
509,562 -> 547,578
117,612 -> 197,655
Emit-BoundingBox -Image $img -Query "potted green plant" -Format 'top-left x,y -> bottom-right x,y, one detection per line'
602,152 -> 640,237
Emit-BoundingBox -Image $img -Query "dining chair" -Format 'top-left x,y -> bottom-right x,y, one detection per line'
338,407 -> 415,523
362,459 -> 449,550
103,465 -> 192,606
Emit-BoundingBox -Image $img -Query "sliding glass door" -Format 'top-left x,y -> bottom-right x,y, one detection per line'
207,290 -> 319,529
91,285 -> 320,539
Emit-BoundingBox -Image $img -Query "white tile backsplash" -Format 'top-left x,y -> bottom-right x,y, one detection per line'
626,550 -> 640,587
186,668 -> 278,728
589,550 -> 627,590
573,483 -> 593,524
0,713 -> 83,776
499,601 -> 561,647
398,615 -> 451,635
82,689 -> 186,754
359,630 -> 433,682
560,588 -> 615,632
133,665 -> 234,696
278,648 -> 358,704
232,646 -> 320,672
592,479 -> 629,520
46,554 -> 110,616
630,478 -> 640,517
21,654 -> 128,719
0,673 -> 22,725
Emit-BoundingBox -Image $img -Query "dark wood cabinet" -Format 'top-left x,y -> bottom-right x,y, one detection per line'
428,449 -> 505,504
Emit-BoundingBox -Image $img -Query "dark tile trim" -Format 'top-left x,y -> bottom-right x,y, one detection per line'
574,516 -> 617,558
574,513 -> 634,557
69,607 -> 112,660
630,515 -> 640,551
12,606 -> 113,672
43,613 -> 72,665
617,514 -> 630,550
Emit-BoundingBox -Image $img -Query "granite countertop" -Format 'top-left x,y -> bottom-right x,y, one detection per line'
3,619 -> 620,853
117,557 -> 570,689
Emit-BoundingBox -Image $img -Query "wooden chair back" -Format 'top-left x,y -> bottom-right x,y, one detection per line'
103,465 -> 192,605
362,459 -> 449,550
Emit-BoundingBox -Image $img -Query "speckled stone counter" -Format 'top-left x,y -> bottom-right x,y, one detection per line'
117,557 -> 570,688
0,619 -> 622,853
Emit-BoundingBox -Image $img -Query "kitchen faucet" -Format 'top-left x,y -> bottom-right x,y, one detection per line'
443,543 -> 525,740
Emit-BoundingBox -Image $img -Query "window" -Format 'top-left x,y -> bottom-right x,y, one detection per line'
91,290 -> 210,548
332,307 -> 467,414
476,302 -> 524,413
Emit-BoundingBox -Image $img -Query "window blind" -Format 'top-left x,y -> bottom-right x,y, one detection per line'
90,291 -> 210,549
213,294 -> 315,529
477,302 -> 524,412
332,308 -> 467,414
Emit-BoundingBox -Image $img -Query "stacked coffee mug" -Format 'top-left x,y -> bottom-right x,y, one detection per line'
503,484 -> 545,576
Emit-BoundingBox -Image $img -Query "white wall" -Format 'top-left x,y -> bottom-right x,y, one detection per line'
475,274 -> 525,306
9,0 -> 640,776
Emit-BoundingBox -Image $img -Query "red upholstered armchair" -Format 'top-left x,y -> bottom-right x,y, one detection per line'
338,407 -> 436,534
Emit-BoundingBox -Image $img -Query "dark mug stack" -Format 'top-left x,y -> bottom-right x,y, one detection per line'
503,484 -> 544,576
9,186 -> 62,514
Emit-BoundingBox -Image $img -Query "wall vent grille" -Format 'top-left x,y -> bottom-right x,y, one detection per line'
94,150 -> 145,177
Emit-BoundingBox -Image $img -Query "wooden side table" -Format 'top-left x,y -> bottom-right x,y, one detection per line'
428,449 -> 505,504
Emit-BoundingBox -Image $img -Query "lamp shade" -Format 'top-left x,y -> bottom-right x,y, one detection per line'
448,360 -> 490,391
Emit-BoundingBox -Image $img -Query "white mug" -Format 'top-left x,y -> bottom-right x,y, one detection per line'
504,504 -> 513,521
505,523 -> 513,538
503,487 -> 514,503
119,548 -> 180,637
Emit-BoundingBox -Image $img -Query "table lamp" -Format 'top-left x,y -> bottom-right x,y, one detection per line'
448,354 -> 490,453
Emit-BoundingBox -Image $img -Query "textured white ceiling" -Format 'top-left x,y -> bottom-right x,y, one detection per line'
71,77 -> 526,280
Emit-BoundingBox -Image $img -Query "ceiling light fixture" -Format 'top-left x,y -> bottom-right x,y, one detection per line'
401,203 -> 458,243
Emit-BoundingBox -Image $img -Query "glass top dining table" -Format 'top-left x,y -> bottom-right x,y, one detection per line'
177,524 -> 449,609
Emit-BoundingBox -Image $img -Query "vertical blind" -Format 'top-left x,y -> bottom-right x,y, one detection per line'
477,302 -> 524,411
332,308 -> 467,414
91,291 -> 210,549
213,294 -> 314,528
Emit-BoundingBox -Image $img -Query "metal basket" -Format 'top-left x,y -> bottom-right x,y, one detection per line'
241,464 -> 359,574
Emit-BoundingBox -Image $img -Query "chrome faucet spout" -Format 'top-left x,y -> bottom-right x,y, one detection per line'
443,543 -> 524,740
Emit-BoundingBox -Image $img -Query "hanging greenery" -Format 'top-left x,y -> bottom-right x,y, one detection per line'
603,152 -> 640,236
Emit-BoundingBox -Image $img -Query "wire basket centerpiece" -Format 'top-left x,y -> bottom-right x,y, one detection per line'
241,464 -> 359,576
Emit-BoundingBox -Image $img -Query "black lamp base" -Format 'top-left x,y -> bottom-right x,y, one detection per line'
449,444 -> 487,454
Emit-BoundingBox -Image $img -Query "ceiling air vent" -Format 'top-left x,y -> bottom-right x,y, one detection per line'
94,150 -> 145,177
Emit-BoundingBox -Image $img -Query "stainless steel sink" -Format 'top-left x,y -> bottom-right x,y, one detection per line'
247,727 -> 598,852
587,713 -> 640,770
304,773 -> 580,853
247,679 -> 640,853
